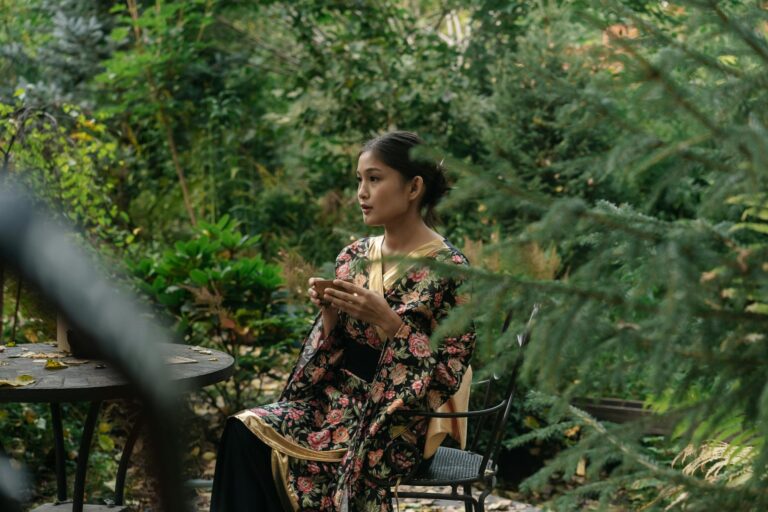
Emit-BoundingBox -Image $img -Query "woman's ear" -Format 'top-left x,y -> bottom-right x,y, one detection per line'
408,176 -> 424,201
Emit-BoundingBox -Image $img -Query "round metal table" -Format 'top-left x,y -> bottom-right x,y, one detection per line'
0,342 -> 234,512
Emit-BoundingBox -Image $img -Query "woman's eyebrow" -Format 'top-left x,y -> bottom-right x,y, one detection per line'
357,167 -> 383,175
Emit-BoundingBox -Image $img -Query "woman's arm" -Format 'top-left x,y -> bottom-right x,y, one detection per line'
379,271 -> 475,410
323,280 -> 402,339
307,278 -> 341,338
338,258 -> 475,484
326,253 -> 475,409
280,242 -> 364,400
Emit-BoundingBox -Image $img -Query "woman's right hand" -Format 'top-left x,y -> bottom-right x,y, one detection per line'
308,277 -> 339,337
308,277 -> 331,309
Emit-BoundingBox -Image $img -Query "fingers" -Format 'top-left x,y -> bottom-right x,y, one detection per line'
307,278 -> 327,307
325,285 -> 365,311
325,287 -> 358,304
325,280 -> 370,319
330,281 -> 363,304
325,294 -> 350,314
333,279 -> 362,293
326,294 -> 344,310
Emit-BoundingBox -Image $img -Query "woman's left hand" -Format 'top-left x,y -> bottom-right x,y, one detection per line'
324,280 -> 403,338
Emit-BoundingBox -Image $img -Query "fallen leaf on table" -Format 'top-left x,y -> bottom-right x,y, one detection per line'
167,356 -> 198,364
45,359 -> 68,370
22,352 -> 66,359
63,358 -> 90,365
0,346 -> 4,352
0,375 -> 36,387
208,357 -> 218,361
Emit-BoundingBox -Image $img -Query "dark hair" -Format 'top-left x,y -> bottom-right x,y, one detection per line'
359,131 -> 450,227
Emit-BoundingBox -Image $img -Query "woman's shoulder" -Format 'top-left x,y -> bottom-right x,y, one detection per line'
336,236 -> 376,262
435,238 -> 470,267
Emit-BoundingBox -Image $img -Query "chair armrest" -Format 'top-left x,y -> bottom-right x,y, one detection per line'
392,400 -> 506,419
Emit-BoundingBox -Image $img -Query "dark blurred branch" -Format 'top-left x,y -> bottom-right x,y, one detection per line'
0,182 -> 189,512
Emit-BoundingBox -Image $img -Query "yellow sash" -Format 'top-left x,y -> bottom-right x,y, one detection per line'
366,235 -> 472,459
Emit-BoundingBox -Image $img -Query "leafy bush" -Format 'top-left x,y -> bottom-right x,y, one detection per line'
131,215 -> 307,414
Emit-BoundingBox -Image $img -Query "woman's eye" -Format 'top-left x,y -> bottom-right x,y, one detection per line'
370,176 -> 380,182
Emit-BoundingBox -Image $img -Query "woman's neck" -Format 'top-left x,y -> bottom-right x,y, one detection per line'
382,217 -> 441,255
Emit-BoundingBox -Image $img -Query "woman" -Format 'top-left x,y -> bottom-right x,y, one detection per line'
210,131 -> 476,511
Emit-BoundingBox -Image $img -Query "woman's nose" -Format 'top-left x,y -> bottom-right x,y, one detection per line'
358,183 -> 369,200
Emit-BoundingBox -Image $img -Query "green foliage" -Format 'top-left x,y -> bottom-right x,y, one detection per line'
0,0 -> 115,104
0,97 -> 130,249
0,93 -> 131,350
131,215 -> 306,414
0,402 -> 127,506
433,0 -> 768,509
6,0 -> 768,509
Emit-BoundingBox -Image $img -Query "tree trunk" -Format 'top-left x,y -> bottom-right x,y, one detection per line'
127,0 -> 198,227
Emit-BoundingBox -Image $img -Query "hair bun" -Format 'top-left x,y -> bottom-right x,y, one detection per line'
360,131 -> 450,227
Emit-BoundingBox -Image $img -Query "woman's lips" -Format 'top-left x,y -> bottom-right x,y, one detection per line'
361,205 -> 372,214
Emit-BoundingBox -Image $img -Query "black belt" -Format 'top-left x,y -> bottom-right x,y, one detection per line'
340,341 -> 381,383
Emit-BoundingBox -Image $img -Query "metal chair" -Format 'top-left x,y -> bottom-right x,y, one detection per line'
384,304 -> 539,512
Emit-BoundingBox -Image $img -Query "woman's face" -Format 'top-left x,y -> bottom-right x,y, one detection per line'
356,151 -> 417,227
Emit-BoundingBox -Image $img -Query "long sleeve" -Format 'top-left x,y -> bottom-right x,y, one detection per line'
369,260 -> 475,431
279,243 -> 362,402
343,251 -> 476,494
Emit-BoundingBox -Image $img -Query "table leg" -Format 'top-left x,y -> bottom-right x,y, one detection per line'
49,403 -> 67,503
114,413 -> 143,506
73,401 -> 101,512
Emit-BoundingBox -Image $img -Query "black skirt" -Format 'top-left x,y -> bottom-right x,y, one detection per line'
210,417 -> 285,512
210,341 -> 381,511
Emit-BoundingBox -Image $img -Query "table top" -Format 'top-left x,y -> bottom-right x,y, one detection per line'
0,343 -> 234,403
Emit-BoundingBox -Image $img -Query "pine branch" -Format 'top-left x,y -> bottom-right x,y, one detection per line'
707,1 -> 768,66
618,5 -> 744,79
583,7 -> 724,138
562,396 -> 763,497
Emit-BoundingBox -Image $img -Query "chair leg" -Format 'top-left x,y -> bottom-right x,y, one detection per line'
476,487 -> 492,512
463,484 -> 473,512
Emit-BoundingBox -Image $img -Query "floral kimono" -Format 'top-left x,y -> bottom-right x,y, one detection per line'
234,235 -> 476,511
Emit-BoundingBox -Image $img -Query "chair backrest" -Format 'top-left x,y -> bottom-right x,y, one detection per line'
471,304 -> 540,476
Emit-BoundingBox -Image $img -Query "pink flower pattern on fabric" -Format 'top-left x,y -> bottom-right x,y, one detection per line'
307,429 -> 331,450
408,332 -> 432,358
237,237 -> 475,511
